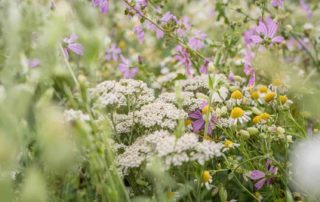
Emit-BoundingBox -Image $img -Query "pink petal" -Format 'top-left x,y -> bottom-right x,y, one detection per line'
189,110 -> 202,119
255,178 -> 266,190
250,35 -> 263,44
250,170 -> 265,180
192,119 -> 205,132
68,43 -> 84,55
266,18 -> 278,38
272,36 -> 284,43
256,21 -> 268,36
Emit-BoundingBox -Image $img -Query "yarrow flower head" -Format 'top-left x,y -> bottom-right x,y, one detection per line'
250,17 -> 284,46
249,160 -> 278,190
118,55 -> 138,79
63,33 -> 84,60
92,0 -> 109,14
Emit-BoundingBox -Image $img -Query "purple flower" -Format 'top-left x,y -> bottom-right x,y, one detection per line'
161,12 -> 178,24
63,34 -> 84,60
249,160 -> 278,190
175,45 -> 192,76
300,0 -> 312,20
243,49 -> 255,86
271,0 -> 284,8
144,21 -> 164,39
228,72 -> 235,82
189,102 -> 217,135
92,0 -> 109,14
28,58 -> 41,68
133,25 -> 145,43
118,55 -> 138,79
188,31 -> 206,50
176,16 -> 191,37
250,17 -> 284,46
105,43 -> 122,61
199,59 -> 209,74
243,28 -> 255,47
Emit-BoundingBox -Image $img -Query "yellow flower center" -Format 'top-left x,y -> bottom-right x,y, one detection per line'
259,86 -> 268,93
167,192 -> 174,199
253,115 -> 261,124
264,92 -> 276,102
202,171 -> 212,183
185,119 -> 192,126
260,112 -> 270,120
272,79 -> 282,86
202,105 -> 210,115
230,107 -> 244,118
118,40 -> 126,49
231,90 -> 243,100
279,95 -> 288,104
224,139 -> 234,148
251,91 -> 259,100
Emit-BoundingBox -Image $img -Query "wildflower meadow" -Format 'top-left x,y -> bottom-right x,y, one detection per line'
1,0 -> 320,201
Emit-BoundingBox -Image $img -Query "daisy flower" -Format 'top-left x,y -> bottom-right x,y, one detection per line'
229,107 -> 251,125
223,139 -> 240,151
201,170 -> 213,190
228,90 -> 244,106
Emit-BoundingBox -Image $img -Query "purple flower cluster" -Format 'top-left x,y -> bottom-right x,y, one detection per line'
92,0 -> 109,14
118,55 -> 138,79
175,45 -> 192,76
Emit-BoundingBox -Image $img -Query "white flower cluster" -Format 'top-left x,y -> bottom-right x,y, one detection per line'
157,91 -> 203,111
117,130 -> 223,174
135,101 -> 188,130
113,113 -> 134,134
90,79 -> 155,109
64,109 -> 90,122
179,75 -> 209,92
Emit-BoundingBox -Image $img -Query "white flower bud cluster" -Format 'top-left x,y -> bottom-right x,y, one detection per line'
117,130 -> 223,174
157,91 -> 203,111
114,113 -> 134,134
64,109 -> 90,122
135,101 -> 188,130
179,75 -> 209,92
90,79 -> 155,109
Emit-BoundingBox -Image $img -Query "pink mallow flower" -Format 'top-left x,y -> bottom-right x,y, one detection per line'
249,160 -> 278,190
63,33 -> 84,60
105,43 -> 122,62
92,0 -> 109,14
133,25 -> 145,43
175,45 -> 192,76
250,17 -> 284,46
189,101 -> 218,135
271,0 -> 284,8
118,55 -> 138,79
188,30 -> 206,50
300,0 -> 313,20
243,49 -> 256,86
